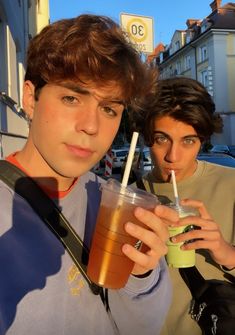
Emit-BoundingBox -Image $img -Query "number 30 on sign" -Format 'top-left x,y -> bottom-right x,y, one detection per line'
120,13 -> 154,54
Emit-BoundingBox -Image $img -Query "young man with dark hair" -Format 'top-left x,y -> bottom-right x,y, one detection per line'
134,77 -> 235,335
0,15 -> 178,335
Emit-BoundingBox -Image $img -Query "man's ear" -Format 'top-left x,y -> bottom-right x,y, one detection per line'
22,81 -> 36,120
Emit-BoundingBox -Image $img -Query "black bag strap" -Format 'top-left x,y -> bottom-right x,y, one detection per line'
179,266 -> 209,299
135,177 -> 146,191
0,160 -> 102,296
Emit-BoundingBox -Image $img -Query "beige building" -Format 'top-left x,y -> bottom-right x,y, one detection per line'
153,0 -> 235,145
0,0 -> 49,158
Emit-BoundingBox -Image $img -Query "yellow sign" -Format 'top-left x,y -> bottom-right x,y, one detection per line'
120,13 -> 154,53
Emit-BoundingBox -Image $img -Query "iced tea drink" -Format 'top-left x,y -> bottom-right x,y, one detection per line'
87,179 -> 159,289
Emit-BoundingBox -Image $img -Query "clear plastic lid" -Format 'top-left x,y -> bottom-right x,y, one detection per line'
101,178 -> 159,206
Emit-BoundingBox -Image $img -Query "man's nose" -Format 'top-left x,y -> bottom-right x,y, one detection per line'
75,104 -> 99,135
165,143 -> 181,162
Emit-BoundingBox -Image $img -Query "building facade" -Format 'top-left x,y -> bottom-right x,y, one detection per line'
153,0 -> 235,145
0,0 -> 49,158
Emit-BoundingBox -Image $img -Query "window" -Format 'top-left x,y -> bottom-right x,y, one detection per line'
201,19 -> 211,33
175,40 -> 180,51
186,30 -> 193,44
201,24 -> 207,33
200,45 -> 207,62
176,61 -> 181,75
0,18 -> 7,131
200,70 -> 208,88
185,55 -> 191,70
169,65 -> 174,77
186,34 -> 191,44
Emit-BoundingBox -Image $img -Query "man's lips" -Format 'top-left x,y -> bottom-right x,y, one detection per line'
163,168 -> 180,175
65,144 -> 94,158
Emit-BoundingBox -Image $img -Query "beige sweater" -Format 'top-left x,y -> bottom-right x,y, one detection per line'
141,160 -> 235,335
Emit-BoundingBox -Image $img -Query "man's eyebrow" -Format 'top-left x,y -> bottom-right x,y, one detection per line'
154,131 -> 199,139
183,135 -> 200,139
100,99 -> 126,106
60,83 -> 90,95
154,131 -> 170,137
59,83 -> 125,106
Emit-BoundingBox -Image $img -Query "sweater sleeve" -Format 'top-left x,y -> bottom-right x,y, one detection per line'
108,257 -> 172,335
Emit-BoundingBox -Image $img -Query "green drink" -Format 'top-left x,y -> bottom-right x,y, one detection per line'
166,204 -> 198,268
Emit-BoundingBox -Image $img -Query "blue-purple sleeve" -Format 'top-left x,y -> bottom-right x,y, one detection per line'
108,257 -> 172,335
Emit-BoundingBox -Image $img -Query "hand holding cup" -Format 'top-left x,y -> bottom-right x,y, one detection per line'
123,204 -> 179,276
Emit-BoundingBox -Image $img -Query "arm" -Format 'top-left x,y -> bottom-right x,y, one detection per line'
108,258 -> 171,335
108,205 -> 178,335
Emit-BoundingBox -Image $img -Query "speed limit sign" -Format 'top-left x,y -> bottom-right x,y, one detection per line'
120,13 -> 154,53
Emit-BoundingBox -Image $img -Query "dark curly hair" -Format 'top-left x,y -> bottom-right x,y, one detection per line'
132,77 -> 223,146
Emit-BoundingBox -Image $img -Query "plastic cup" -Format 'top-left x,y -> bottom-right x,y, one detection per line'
87,178 -> 159,289
166,204 -> 199,268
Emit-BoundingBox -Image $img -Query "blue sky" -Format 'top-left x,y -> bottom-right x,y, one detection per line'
49,0 -> 224,47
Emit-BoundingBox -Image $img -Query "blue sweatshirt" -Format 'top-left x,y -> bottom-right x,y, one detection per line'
0,170 -> 171,335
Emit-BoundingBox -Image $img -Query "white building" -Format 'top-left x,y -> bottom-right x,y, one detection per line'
153,1 -> 235,145
0,0 -> 49,158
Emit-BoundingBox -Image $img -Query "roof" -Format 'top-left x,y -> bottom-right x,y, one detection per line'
208,3 -> 235,29
158,1 -> 235,63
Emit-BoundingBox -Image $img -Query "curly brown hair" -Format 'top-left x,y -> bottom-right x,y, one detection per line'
25,14 -> 157,111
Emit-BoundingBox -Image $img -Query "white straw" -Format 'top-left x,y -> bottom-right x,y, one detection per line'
171,170 -> 180,208
121,132 -> 139,187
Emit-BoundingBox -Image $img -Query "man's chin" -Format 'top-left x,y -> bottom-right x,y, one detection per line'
52,161 -> 95,179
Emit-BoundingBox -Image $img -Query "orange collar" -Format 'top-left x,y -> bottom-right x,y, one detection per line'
6,152 -> 78,199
